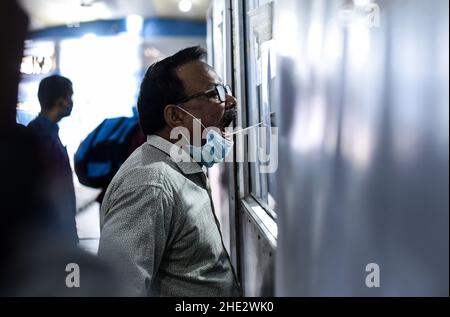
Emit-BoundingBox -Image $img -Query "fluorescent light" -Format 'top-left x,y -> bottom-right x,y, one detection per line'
178,0 -> 192,13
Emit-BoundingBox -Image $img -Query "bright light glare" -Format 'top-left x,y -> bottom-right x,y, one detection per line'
178,0 -> 192,13
82,33 -> 97,40
126,14 -> 144,34
354,0 -> 371,7
275,10 -> 298,58
58,35 -> 140,171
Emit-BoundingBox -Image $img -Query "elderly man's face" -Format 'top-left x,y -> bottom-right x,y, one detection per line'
175,60 -> 237,141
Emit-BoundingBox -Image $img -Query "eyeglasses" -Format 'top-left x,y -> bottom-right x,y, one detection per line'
175,84 -> 232,105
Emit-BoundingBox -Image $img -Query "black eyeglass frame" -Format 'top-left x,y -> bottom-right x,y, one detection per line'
175,83 -> 232,105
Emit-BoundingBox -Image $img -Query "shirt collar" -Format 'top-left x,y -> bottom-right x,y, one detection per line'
146,135 -> 206,175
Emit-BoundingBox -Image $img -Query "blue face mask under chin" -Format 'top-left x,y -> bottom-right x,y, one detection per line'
177,107 -> 234,168
189,129 -> 234,168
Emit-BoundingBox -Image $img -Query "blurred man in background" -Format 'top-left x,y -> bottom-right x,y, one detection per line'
27,75 -> 78,245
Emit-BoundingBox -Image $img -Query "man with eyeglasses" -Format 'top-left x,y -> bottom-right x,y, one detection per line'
98,46 -> 240,297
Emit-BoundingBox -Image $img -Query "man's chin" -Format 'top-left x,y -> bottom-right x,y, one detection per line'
221,109 -> 237,127
66,109 -> 73,116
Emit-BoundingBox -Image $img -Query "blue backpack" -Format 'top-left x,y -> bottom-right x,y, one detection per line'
74,116 -> 140,189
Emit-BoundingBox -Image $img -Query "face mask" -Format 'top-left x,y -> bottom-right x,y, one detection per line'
177,106 -> 234,168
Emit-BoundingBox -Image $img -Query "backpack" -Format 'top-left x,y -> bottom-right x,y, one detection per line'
74,115 -> 142,189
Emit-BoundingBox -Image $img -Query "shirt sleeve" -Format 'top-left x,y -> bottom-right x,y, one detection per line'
97,185 -> 173,296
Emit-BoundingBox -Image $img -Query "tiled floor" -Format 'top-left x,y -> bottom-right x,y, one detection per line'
75,185 -> 102,255
76,202 -> 101,255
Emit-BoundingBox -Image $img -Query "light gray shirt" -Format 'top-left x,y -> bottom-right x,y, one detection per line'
98,135 -> 240,297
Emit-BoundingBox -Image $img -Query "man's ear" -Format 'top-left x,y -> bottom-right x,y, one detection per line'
164,104 -> 184,128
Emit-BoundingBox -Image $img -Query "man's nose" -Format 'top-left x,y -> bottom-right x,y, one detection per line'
225,93 -> 237,109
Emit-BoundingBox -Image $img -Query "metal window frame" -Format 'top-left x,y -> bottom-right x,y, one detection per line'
231,0 -> 278,296
208,0 -> 278,296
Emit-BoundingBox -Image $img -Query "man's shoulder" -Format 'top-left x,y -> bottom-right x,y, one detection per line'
106,142 -> 184,197
27,118 -> 43,132
27,118 -> 53,139
27,119 -> 60,153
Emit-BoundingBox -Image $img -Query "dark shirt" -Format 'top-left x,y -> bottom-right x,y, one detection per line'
27,115 -> 78,245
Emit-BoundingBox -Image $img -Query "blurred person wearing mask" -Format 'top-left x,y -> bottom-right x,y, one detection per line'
27,75 -> 78,245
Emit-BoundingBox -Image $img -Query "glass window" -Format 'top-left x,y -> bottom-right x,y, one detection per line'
245,0 -> 278,214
